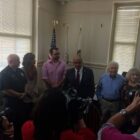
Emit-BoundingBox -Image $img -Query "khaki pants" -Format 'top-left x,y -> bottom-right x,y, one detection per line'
100,98 -> 120,124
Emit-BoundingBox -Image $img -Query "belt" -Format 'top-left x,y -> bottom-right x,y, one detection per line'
102,97 -> 119,102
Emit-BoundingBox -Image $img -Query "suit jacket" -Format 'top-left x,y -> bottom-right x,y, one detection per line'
64,67 -> 95,98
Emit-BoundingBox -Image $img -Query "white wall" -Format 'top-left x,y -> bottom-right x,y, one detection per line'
36,0 -> 113,83
37,0 -> 140,83
38,0 -> 59,61
57,0 -> 113,82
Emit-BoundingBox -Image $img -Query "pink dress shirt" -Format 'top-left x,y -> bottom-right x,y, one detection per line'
42,59 -> 66,87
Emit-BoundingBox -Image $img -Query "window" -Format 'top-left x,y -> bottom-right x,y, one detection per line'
0,0 -> 33,71
111,4 -> 140,74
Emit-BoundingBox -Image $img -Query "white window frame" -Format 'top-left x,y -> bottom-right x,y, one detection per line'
109,2 -> 140,74
0,0 -> 37,71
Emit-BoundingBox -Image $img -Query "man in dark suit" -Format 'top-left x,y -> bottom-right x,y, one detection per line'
64,55 -> 95,98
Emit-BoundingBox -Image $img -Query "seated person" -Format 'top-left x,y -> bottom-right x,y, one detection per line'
98,91 -> 140,140
22,89 -> 96,140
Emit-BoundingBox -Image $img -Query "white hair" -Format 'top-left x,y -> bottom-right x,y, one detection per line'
7,54 -> 19,67
107,61 -> 119,72
126,67 -> 140,81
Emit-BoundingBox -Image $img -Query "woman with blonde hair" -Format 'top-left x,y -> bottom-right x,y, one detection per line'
117,68 -> 140,134
121,68 -> 140,108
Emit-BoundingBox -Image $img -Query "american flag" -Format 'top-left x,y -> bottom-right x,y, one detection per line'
77,27 -> 82,57
50,28 -> 56,48
48,28 -> 56,59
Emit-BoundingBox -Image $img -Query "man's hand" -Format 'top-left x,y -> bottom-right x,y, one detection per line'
17,93 -> 26,99
1,116 -> 14,138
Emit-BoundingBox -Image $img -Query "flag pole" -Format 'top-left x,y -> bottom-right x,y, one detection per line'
77,25 -> 82,57
52,20 -> 58,28
51,19 -> 58,48
48,20 -> 58,59
64,24 -> 69,64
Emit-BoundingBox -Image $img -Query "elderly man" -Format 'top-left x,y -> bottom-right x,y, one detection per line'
63,55 -> 95,98
42,47 -> 66,89
0,54 -> 26,98
96,61 -> 125,123
0,54 -> 29,140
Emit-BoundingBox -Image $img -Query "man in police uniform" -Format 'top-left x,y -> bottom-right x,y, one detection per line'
0,54 -> 28,140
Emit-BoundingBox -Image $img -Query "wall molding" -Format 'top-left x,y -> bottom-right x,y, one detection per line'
39,7 -> 57,15
66,61 -> 107,70
60,11 -> 112,15
37,60 -> 107,70
84,61 -> 107,70
37,60 -> 44,67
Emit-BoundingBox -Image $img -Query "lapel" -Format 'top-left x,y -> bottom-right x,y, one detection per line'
72,68 -> 76,80
80,67 -> 84,84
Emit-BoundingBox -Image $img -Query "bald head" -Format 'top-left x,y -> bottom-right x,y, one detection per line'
73,55 -> 83,70
7,54 -> 20,69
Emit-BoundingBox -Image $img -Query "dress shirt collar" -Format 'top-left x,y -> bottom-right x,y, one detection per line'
74,67 -> 83,73
108,73 -> 117,79
48,59 -> 61,64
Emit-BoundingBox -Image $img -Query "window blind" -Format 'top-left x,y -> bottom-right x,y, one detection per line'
112,6 -> 140,74
0,0 -> 32,71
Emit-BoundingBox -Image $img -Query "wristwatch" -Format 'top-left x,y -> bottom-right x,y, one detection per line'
119,109 -> 128,117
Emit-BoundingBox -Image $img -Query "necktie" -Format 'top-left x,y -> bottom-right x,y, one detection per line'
76,70 -> 80,84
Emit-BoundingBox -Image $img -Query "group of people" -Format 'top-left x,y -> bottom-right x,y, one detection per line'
42,47 -> 95,99
96,63 -> 140,140
0,53 -> 38,140
0,47 -> 140,140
